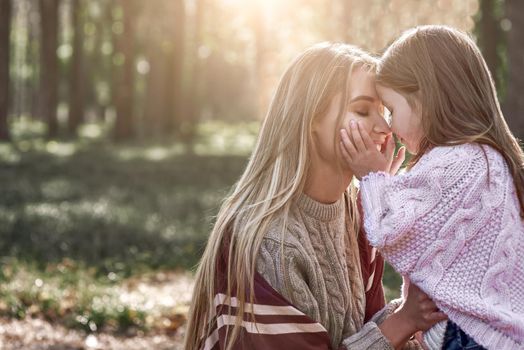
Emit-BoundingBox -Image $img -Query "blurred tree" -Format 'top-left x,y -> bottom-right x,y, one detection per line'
39,0 -> 60,138
476,0 -> 502,90
2,0 -> 485,140
143,0 -> 185,138
28,3 -> 40,121
86,1 -> 107,121
114,0 -> 137,140
0,0 -> 11,140
182,0 -> 204,149
143,4 -> 169,137
68,0 -> 86,136
170,0 -> 185,135
99,0 -> 116,120
504,0 -> 524,140
251,2 -> 268,120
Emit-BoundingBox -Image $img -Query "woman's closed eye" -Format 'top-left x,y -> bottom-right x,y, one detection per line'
351,102 -> 371,117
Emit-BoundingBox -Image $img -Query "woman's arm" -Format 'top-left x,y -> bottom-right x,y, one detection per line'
376,283 -> 446,349
257,238 -> 445,350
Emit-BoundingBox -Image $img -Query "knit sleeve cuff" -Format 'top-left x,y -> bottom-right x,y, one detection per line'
422,321 -> 447,350
369,298 -> 403,325
402,339 -> 424,350
360,171 -> 392,248
341,321 -> 394,350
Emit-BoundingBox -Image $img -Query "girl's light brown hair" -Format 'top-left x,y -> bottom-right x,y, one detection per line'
184,42 -> 377,350
376,25 -> 524,217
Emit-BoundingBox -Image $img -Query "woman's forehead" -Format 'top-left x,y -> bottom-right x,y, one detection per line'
350,68 -> 379,100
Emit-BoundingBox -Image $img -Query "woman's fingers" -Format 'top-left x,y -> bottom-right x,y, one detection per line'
427,311 -> 448,323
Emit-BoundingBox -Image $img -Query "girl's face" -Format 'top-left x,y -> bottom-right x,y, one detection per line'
312,66 -> 391,171
376,85 -> 423,154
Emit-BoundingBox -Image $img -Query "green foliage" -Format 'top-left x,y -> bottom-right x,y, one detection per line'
0,258 -> 152,333
383,263 -> 402,301
0,120 -> 260,273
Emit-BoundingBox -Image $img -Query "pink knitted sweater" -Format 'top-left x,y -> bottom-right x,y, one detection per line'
359,143 -> 524,350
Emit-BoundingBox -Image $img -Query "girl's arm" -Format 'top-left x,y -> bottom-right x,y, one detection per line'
358,144 -> 485,278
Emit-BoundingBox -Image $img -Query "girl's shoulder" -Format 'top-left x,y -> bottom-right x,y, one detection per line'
423,142 -> 481,160
418,142 -> 505,169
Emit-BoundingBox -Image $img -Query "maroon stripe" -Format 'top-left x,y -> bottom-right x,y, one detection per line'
214,306 -> 316,324
215,325 -> 332,350
216,273 -> 297,307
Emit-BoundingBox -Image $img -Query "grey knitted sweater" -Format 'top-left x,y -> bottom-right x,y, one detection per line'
256,192 -> 421,350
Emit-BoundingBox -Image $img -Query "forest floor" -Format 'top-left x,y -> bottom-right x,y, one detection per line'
0,270 -> 192,350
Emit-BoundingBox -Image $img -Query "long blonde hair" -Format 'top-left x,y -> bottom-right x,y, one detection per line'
376,25 -> 524,217
184,42 -> 378,350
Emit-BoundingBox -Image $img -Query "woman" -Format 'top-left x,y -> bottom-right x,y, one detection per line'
184,42 -> 446,350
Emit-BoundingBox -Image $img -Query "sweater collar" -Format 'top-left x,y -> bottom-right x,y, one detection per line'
296,192 -> 345,221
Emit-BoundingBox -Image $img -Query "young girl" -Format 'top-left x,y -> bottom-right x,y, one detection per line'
340,25 -> 524,350
184,42 -> 445,350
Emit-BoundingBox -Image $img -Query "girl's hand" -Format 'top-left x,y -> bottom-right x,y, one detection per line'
339,120 -> 405,179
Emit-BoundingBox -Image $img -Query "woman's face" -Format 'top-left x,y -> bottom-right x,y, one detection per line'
376,85 -> 423,154
312,66 -> 391,171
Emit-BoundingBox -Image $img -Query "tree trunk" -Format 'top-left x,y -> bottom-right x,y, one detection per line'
68,0 -> 85,136
252,3 -> 267,120
0,0 -> 11,140
504,0 -> 524,140
142,0 -> 185,139
28,2 -> 40,121
477,0 -> 500,89
39,0 -> 60,138
87,1 -> 105,122
182,0 -> 204,148
105,0 -> 117,122
168,0 -> 185,135
114,0 -> 136,141
144,43 -> 168,137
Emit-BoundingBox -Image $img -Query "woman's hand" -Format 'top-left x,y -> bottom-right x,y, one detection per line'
397,282 -> 448,332
378,282 -> 447,349
339,120 -> 405,179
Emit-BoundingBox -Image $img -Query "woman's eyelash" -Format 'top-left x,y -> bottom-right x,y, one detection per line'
356,111 -> 368,116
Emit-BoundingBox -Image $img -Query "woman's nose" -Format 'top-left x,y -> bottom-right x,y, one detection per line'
373,115 -> 392,135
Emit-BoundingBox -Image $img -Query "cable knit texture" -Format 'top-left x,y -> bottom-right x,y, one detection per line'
360,143 -> 524,350
256,193 -> 421,350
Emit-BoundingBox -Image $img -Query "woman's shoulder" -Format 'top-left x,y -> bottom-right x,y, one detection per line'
262,214 -> 309,251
